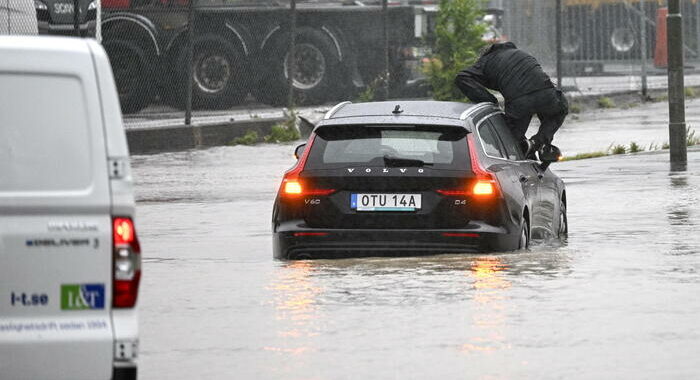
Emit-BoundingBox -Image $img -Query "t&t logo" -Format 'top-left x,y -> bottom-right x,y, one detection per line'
61,284 -> 105,310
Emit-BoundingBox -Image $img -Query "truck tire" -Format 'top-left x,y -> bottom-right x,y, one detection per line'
174,33 -> 249,110
103,39 -> 153,114
254,27 -> 342,106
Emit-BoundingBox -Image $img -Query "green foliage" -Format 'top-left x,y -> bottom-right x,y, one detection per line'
264,110 -> 301,143
685,87 -> 696,98
629,141 -> 643,153
560,151 -> 608,161
687,127 -> 700,146
611,144 -> 626,154
662,142 -> 670,149
597,97 -> 616,109
424,0 -> 487,101
229,130 -> 259,146
356,75 -> 387,103
568,103 -> 582,114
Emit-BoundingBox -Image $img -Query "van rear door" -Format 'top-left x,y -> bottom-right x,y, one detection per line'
0,39 -> 113,380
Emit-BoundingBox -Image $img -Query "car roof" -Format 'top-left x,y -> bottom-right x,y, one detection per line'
317,100 -> 495,129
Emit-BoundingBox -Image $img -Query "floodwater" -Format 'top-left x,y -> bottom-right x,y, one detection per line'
131,142 -> 700,379
538,97 -> 700,156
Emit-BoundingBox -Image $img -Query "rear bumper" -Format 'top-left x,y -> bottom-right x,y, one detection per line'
273,220 -> 515,260
38,20 -> 96,36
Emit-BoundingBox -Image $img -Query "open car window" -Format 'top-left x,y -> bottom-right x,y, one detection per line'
488,114 -> 525,161
478,123 -> 506,159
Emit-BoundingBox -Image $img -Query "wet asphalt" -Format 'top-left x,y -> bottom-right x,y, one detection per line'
131,105 -> 700,379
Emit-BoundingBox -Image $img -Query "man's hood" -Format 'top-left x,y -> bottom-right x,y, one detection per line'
483,42 -> 518,56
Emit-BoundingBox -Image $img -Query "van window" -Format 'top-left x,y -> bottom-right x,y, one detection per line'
306,125 -> 470,170
0,74 -> 92,192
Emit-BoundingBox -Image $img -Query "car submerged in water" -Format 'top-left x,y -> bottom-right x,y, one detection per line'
272,100 -> 567,260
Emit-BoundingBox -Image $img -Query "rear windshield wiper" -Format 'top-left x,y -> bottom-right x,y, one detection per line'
383,155 -> 434,167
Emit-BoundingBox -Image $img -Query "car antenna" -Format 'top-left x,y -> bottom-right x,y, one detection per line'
392,105 -> 403,114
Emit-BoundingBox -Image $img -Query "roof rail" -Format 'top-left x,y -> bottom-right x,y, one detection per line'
324,101 -> 352,120
459,102 -> 496,120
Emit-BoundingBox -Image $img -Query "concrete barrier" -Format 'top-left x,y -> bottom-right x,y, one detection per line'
127,117 -> 286,155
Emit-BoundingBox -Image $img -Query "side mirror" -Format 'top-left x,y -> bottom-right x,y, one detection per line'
294,143 -> 306,160
538,145 -> 562,171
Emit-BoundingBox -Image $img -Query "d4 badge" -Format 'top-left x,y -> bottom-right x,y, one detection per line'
61,284 -> 105,310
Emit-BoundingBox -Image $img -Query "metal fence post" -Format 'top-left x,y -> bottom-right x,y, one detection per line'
696,0 -> 700,57
379,0 -> 389,101
667,0 -> 687,167
73,0 -> 80,36
287,0 -> 297,108
185,0 -> 194,126
640,0 -> 648,98
555,0 -> 563,88
96,0 -> 102,42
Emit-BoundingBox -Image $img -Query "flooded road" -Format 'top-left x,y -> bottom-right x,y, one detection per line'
539,97 -> 700,156
132,140 -> 700,379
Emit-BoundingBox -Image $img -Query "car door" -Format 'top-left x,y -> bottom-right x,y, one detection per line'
486,114 -> 545,233
474,115 -> 528,229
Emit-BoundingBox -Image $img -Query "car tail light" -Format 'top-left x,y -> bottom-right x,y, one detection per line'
436,189 -> 470,196
293,232 -> 329,237
102,0 -> 130,8
438,135 -> 499,197
472,180 -> 495,196
283,180 -> 303,195
442,233 -> 480,238
113,217 -> 141,308
279,134 -> 336,198
467,134 -> 499,198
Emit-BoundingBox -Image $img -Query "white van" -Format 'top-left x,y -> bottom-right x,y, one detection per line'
0,37 -> 140,380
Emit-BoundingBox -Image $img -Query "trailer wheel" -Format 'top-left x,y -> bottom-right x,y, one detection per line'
103,39 -> 153,114
610,26 -> 636,54
255,27 -> 342,106
174,33 -> 248,110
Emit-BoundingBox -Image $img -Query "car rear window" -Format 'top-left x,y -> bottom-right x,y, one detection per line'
306,125 -> 470,170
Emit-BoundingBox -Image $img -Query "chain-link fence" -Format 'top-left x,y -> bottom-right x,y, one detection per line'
5,0 -> 700,127
99,0 -> 427,126
503,0 -> 700,96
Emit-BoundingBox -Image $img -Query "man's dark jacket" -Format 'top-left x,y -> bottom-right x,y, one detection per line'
455,42 -> 553,104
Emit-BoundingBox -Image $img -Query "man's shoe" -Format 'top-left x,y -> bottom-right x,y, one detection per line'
538,144 -> 562,163
523,139 -> 538,160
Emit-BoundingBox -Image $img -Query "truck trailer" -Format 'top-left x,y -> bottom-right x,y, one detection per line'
101,0 -> 437,113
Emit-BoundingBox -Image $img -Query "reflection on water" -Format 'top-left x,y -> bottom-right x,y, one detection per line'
666,172 -> 698,256
462,256 -> 512,354
267,261 -> 321,356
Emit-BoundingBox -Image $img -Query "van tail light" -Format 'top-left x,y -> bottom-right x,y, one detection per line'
113,217 -> 141,308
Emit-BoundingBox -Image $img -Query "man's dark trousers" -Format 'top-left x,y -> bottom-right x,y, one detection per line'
505,88 -> 569,149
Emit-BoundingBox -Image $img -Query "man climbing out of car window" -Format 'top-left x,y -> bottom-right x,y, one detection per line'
454,42 -> 568,159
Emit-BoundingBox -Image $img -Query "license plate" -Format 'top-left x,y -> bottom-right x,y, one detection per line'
351,193 -> 421,212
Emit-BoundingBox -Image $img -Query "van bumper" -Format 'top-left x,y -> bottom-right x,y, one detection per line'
38,20 -> 97,37
113,365 -> 137,380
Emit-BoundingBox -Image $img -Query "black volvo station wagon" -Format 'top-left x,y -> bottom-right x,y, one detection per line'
272,100 -> 567,260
